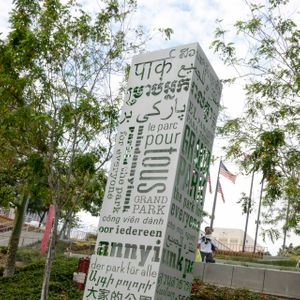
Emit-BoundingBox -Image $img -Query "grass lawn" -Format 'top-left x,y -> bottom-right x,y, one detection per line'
215,253 -> 298,268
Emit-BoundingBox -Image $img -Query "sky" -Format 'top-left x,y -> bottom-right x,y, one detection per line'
0,0 -> 299,255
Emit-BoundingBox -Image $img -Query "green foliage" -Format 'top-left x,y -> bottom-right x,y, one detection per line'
211,0 -> 300,236
72,153 -> 96,175
158,28 -> 174,40
55,240 -> 95,255
0,0 -> 153,229
68,241 -> 95,255
258,259 -> 297,268
86,233 -> 97,242
215,254 -> 262,262
0,0 -> 172,289
237,192 -> 251,214
0,0 -> 138,287
0,255 -> 82,299
215,253 -> 298,268
15,247 -> 44,265
278,243 -> 300,257
0,247 -> 8,255
192,280 -> 278,300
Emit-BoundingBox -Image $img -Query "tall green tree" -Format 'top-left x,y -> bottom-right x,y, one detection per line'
0,6 -> 49,276
1,1 -> 172,299
0,0 -> 171,299
211,0 -> 299,239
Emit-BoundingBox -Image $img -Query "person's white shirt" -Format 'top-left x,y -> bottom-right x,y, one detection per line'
199,234 -> 216,253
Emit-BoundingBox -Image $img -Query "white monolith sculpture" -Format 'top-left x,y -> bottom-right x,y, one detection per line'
83,42 -> 222,300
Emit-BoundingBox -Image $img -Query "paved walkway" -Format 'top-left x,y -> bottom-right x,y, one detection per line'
0,229 -> 43,247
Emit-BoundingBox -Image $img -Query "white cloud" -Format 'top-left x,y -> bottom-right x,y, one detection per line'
0,0 -> 12,38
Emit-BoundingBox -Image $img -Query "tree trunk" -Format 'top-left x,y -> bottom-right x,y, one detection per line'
66,221 -> 72,240
3,196 -> 29,277
59,208 -> 74,239
38,210 -> 47,228
58,216 -> 68,239
40,203 -> 59,300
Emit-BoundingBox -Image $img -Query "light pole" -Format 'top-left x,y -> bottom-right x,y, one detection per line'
210,159 -> 222,229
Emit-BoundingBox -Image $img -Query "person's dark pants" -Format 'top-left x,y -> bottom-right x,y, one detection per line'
200,251 -> 215,263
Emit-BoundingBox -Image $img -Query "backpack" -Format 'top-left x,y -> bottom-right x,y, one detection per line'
211,243 -> 216,252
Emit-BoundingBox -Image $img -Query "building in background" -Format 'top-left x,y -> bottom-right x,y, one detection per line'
213,227 -> 265,253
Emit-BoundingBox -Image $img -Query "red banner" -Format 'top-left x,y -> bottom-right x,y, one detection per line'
40,205 -> 55,256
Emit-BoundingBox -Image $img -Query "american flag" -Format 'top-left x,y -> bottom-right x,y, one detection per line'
207,172 -> 212,194
217,180 -> 225,202
220,161 -> 237,184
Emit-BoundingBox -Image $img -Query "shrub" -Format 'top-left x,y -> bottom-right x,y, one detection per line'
86,233 -> 97,242
258,260 -> 297,268
0,255 -> 83,300
0,246 -> 8,254
68,241 -> 94,255
56,240 -> 94,255
16,247 -> 43,264
191,280 -> 278,300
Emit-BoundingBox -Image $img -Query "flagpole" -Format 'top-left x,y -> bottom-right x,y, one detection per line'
253,176 -> 264,253
210,159 -> 222,229
242,169 -> 255,252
